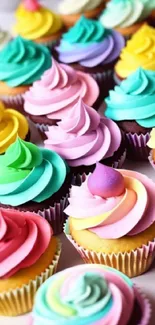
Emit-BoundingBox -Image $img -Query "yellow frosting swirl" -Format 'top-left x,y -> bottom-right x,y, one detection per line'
0,102 -> 29,154
13,4 -> 63,40
115,25 -> 155,78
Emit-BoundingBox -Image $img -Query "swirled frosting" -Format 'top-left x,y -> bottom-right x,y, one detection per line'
100,0 -> 154,29
115,24 -> 155,78
0,138 -> 69,206
13,0 -> 63,40
0,36 -> 52,87
24,58 -> 99,120
0,101 -> 29,154
32,264 -> 148,325
65,163 -> 155,238
105,68 -> 155,128
56,16 -> 125,67
0,208 -> 52,278
58,0 -> 103,14
44,99 -> 122,167
0,28 -> 11,50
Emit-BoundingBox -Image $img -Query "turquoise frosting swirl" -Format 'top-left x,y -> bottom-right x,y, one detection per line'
0,138 -> 68,206
105,68 -> 155,128
62,16 -> 106,44
0,36 -> 52,87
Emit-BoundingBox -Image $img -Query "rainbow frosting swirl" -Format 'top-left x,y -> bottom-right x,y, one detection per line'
0,208 -> 52,278
24,59 -> 99,120
56,16 -> 125,67
105,68 -> 155,128
32,264 -> 150,325
115,24 -> 155,78
65,164 -> 155,238
0,138 -> 69,206
0,102 -> 29,154
44,99 -> 122,166
58,0 -> 103,14
0,36 -> 52,87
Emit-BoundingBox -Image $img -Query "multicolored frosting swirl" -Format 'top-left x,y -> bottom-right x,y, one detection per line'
0,102 -> 29,154
115,25 -> 155,78
32,264 -> 149,325
44,99 -> 121,167
56,16 -> 125,67
105,68 -> 155,128
0,138 -> 69,206
13,0 -> 63,40
0,208 -> 52,278
65,164 -> 155,238
24,59 -> 99,120
0,36 -> 52,87
0,28 -> 11,50
100,0 -> 154,29
58,0 -> 103,14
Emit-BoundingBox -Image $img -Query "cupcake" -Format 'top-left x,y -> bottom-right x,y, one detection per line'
0,28 -> 11,50
64,163 -> 155,277
30,264 -> 151,325
54,16 -> 125,99
0,36 -> 51,112
44,98 -> 126,185
114,24 -> 155,84
58,0 -> 105,28
0,101 -> 29,154
147,128 -> 155,169
105,68 -> 154,160
24,58 -> 100,133
0,208 -> 61,316
0,137 -> 71,234
13,0 -> 64,48
99,0 -> 154,39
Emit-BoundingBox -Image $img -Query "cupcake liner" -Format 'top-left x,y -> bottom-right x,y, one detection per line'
125,132 -> 150,161
0,239 -> 61,316
92,69 -> 115,100
133,286 -> 152,325
148,151 -> 155,170
64,221 -> 155,278
0,93 -> 25,112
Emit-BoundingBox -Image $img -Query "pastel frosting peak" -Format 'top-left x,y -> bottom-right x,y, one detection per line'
0,36 -> 52,87
44,99 -> 121,167
23,0 -> 40,11
0,208 -> 52,278
105,68 -> 155,128
88,163 -> 125,198
115,24 -> 155,78
56,16 -> 125,67
24,58 -> 99,120
32,264 -> 150,325
0,101 -> 29,154
65,166 -> 155,238
58,0 -> 103,15
0,138 -> 68,206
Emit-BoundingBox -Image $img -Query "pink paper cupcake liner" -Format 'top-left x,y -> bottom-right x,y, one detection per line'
0,93 -> 25,112
64,221 -> 155,278
125,132 -> 150,161
133,286 -> 152,325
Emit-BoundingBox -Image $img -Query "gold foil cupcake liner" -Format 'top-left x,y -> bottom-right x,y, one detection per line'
0,239 -> 61,316
64,221 -> 155,278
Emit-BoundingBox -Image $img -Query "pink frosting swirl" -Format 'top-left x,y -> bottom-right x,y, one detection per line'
0,208 -> 52,279
44,99 -> 121,166
24,58 -> 99,120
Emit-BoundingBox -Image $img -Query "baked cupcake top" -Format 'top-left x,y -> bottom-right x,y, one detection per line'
0,208 -> 52,278
24,58 -> 99,120
32,264 -> 151,325
65,163 -> 155,238
13,0 -> 63,40
115,24 -> 155,78
0,101 -> 29,154
0,28 -> 11,50
99,0 -> 154,30
58,0 -> 103,15
0,138 -> 69,206
105,68 -> 155,128
44,99 -> 122,167
0,36 -> 52,87
56,16 -> 125,68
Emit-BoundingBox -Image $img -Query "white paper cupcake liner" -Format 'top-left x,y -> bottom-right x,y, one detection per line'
125,132 -> 150,160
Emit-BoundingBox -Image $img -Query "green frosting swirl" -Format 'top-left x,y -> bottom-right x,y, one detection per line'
0,138 -> 68,206
62,16 -> 106,44
105,68 -> 155,128
0,36 -> 52,87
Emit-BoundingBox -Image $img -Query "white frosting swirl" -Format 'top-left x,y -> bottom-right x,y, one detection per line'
58,0 -> 103,15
